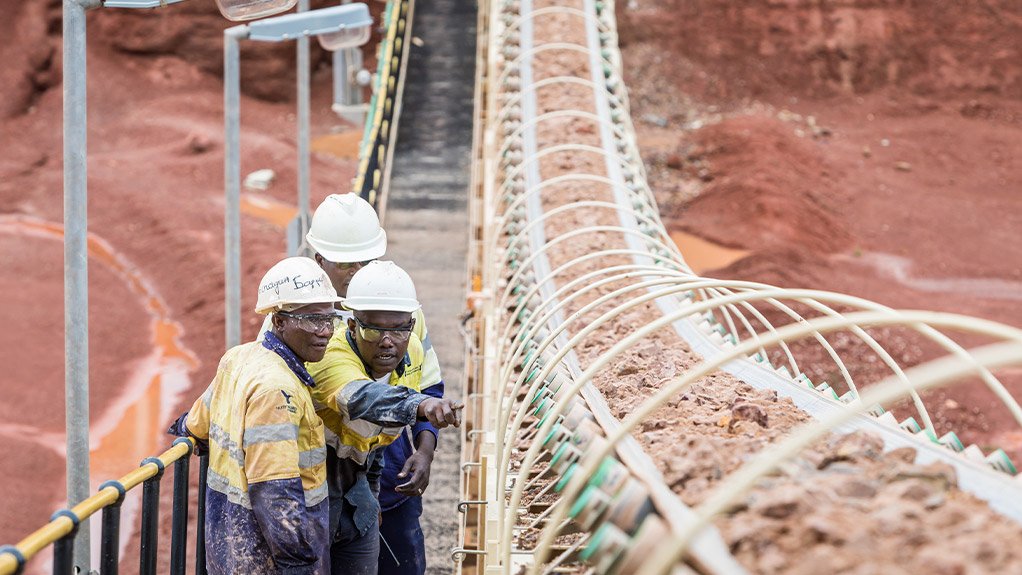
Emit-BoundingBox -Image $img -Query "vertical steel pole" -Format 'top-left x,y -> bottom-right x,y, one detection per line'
224,27 -> 245,349
51,510 -> 81,575
195,455 -> 209,575
332,0 -> 365,124
99,481 -> 126,575
169,440 -> 192,575
332,46 -> 345,111
64,0 -> 92,571
295,0 -> 311,254
139,458 -> 166,575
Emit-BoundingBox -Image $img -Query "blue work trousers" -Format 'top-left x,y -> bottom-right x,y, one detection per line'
378,497 -> 425,575
331,496 -> 380,575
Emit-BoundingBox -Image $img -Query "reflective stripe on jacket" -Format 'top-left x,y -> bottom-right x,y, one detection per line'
185,335 -> 329,575
306,331 -> 427,465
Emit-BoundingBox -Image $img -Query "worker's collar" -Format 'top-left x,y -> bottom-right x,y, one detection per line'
345,330 -> 410,378
262,331 -> 316,388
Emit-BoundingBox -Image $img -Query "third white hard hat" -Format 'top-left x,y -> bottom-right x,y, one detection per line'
255,256 -> 343,314
343,261 -> 420,313
306,193 -> 387,263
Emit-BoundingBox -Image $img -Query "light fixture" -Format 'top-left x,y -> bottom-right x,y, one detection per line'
245,3 -> 372,49
223,2 -> 373,348
102,0 -> 296,20
215,0 -> 298,22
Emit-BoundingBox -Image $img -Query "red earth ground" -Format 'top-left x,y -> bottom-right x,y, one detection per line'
618,1 -> 1022,458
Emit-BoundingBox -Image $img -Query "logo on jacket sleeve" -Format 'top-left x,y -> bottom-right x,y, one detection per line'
277,389 -> 298,413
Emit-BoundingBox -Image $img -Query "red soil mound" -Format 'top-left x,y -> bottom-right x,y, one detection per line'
674,114 -> 852,254
618,0 -> 1022,101
619,1 -> 1022,460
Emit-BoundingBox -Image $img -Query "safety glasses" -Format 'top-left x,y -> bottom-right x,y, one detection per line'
353,316 -> 414,343
327,258 -> 375,271
277,311 -> 345,333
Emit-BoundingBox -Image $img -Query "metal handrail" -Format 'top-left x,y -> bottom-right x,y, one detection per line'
0,438 -> 205,575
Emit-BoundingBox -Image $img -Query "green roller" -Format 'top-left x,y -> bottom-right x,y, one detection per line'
549,442 -> 570,466
579,523 -> 610,562
555,463 -> 577,492
569,485 -> 598,519
938,431 -> 963,452
542,424 -> 563,448
986,449 -> 1017,475
899,417 -> 921,434
532,397 -> 548,417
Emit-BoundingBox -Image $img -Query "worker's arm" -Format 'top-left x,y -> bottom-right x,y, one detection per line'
166,387 -> 213,455
413,308 -> 444,388
171,355 -> 228,440
313,353 -> 428,428
244,389 -> 319,574
335,377 -> 425,426
396,381 -> 443,496
411,380 -> 444,448
338,380 -> 461,429
312,349 -> 461,429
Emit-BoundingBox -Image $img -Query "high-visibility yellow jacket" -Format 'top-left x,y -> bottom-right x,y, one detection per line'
306,330 -> 428,465
185,334 -> 329,575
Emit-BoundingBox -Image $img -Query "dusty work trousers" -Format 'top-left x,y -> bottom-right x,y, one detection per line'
378,497 -> 426,575
331,496 -> 381,575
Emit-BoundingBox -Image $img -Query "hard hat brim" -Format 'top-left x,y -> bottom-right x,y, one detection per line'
342,299 -> 421,313
306,229 -> 387,263
254,294 -> 345,315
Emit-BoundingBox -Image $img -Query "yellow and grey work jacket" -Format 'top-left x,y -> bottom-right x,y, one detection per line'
306,330 -> 428,465
184,334 -> 329,575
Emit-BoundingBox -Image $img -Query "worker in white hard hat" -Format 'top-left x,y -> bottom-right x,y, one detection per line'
304,193 -> 447,575
171,257 -> 344,575
306,260 -> 462,575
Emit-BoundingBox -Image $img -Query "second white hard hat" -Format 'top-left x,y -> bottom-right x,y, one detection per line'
306,193 -> 387,263
255,256 -> 343,315
343,261 -> 420,313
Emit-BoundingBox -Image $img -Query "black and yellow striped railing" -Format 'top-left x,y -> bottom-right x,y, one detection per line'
353,0 -> 414,214
0,438 -> 204,575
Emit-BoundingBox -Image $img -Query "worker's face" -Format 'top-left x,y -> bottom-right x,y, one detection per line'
349,310 -> 415,379
272,302 -> 337,363
315,253 -> 374,298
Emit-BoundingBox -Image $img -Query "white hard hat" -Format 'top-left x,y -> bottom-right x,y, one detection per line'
306,193 -> 387,263
255,256 -> 343,315
343,261 -> 420,313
